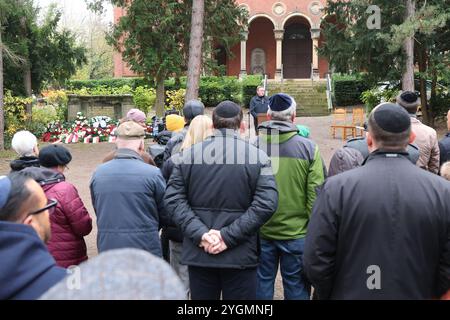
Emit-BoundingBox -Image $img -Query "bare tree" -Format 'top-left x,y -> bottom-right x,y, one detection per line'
402,0 -> 415,91
185,0 -> 205,102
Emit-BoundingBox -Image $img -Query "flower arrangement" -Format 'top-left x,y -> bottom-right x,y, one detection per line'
42,112 -> 119,144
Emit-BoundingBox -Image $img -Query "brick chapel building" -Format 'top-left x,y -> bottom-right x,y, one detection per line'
114,0 -> 333,80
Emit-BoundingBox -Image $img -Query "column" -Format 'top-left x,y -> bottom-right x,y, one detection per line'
239,30 -> 248,78
311,28 -> 321,81
274,29 -> 284,81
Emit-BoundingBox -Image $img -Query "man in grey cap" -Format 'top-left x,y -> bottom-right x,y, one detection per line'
397,91 -> 440,173
304,103 -> 450,300
90,121 -> 168,256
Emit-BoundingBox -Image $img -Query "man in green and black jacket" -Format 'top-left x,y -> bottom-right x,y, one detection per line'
256,93 -> 325,300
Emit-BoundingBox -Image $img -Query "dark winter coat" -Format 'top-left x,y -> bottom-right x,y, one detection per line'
164,129 -> 278,268
249,95 -> 269,118
439,132 -> 450,166
0,222 -> 66,300
10,156 -> 40,172
304,151 -> 450,300
90,148 -> 168,257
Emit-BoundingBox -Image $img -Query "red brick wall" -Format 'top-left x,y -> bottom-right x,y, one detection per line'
113,7 -> 136,77
227,18 -> 276,78
114,0 -> 331,78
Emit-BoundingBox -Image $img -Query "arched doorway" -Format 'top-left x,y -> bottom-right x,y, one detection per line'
247,17 -> 276,78
282,18 -> 312,79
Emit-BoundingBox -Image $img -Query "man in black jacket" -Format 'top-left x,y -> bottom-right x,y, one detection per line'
304,103 -> 450,300
164,101 -> 278,300
250,86 -> 269,134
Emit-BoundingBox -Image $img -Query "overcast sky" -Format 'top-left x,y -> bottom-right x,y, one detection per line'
35,0 -> 113,26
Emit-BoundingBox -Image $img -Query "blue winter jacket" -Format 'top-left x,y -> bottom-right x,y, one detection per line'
0,222 -> 66,300
90,148 -> 168,257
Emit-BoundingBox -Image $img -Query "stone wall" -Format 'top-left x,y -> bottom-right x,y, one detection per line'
67,95 -> 135,121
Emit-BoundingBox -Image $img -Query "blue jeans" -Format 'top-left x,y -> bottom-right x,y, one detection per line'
257,238 -> 310,300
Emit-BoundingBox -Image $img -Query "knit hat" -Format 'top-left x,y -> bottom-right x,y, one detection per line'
396,91 -> 420,113
183,100 -> 205,121
0,176 -> 11,210
40,249 -> 186,300
214,101 -> 241,118
166,114 -> 185,133
39,145 -> 72,168
269,93 -> 295,112
372,103 -> 411,133
116,121 -> 146,140
126,108 -> 147,123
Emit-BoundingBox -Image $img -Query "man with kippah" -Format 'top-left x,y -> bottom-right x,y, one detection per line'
256,93 -> 325,300
164,101 -> 278,300
397,91 -> 440,173
90,121 -> 168,256
304,103 -> 450,300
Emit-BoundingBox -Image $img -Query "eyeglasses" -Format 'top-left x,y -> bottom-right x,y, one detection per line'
26,199 -> 58,217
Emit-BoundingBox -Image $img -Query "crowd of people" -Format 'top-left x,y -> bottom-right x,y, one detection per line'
0,88 -> 449,300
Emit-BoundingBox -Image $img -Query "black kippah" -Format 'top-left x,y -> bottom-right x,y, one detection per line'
214,101 -> 241,118
400,91 -> 418,104
373,103 -> 411,133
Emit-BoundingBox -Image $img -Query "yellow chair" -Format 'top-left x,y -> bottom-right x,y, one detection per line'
330,108 -> 355,141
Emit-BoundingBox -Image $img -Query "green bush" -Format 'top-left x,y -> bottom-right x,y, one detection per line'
133,86 -> 156,113
361,87 -> 400,113
3,91 -> 30,139
44,90 -> 69,121
65,75 -> 262,109
333,74 -> 370,106
67,78 -> 149,90
430,91 -> 450,120
30,104 -> 60,137
166,88 -> 186,111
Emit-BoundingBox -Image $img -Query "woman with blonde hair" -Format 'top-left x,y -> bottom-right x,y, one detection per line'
161,114 -> 213,298
162,115 -> 212,180
180,115 -> 213,152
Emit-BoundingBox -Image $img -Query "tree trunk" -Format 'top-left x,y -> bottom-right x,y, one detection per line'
185,0 -> 205,102
430,68 -> 438,127
402,0 -> 415,92
155,75 -> 165,117
0,29 -> 4,151
417,43 -> 430,125
24,64 -> 32,115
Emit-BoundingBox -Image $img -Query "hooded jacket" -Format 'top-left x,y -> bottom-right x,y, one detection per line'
257,121 -> 325,240
10,156 -> 40,172
22,167 -> 92,268
0,222 -> 66,300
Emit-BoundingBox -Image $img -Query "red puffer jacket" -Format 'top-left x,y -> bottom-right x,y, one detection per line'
41,170 -> 92,268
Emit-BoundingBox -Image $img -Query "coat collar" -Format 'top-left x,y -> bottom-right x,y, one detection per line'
115,148 -> 144,161
363,149 -> 410,166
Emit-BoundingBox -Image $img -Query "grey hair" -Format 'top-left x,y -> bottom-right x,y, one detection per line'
441,162 -> 450,181
267,101 -> 297,122
11,131 -> 38,157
